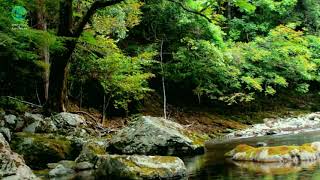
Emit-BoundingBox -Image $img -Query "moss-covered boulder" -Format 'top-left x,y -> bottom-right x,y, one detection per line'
225,142 -> 320,162
10,132 -> 80,169
75,140 -> 108,165
0,134 -> 38,179
107,116 -> 205,156
96,155 -> 187,179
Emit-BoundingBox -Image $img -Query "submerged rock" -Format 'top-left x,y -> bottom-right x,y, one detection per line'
10,132 -> 80,169
225,142 -> 320,162
96,154 -> 187,179
107,116 -> 205,156
0,134 -> 38,179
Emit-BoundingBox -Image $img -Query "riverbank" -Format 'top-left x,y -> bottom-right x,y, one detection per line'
0,97 -> 316,179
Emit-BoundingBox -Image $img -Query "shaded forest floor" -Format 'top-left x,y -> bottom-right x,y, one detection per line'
63,93 -> 315,138
1,92 -> 317,138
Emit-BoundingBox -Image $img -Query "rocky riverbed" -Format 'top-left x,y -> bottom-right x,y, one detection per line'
224,112 -> 320,139
0,110 -> 206,179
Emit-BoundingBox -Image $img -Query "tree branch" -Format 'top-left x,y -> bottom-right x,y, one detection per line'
167,0 -> 213,23
74,0 -> 125,37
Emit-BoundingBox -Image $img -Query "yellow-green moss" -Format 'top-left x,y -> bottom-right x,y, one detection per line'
226,143 -> 319,158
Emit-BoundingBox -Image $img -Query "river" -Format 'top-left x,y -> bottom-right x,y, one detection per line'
184,130 -> 320,179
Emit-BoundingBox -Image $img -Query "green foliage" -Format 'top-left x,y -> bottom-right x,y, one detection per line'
73,35 -> 155,111
166,25 -> 320,105
0,97 -> 29,113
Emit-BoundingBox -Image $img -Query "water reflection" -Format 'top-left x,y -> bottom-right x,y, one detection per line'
231,159 -> 320,175
186,130 -> 320,179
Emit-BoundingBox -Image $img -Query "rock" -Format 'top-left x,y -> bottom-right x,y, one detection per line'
0,134 -> 38,179
49,164 -> 75,178
96,155 -> 187,179
225,142 -> 320,163
226,112 -> 320,139
75,162 -> 94,171
51,112 -> 85,128
0,127 -> 11,141
10,132 -> 80,169
107,116 -> 205,156
24,112 -> 43,122
75,140 -> 107,164
4,115 -> 17,128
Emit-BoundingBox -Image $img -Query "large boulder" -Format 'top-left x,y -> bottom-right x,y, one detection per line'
10,132 -> 80,169
107,116 -> 205,156
225,142 -> 320,162
0,133 -> 38,179
96,155 -> 187,179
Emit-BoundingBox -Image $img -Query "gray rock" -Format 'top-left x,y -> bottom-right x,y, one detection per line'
49,164 -> 75,178
0,134 -> 38,179
22,113 -> 57,133
107,116 -> 204,156
5,115 -> 16,125
96,154 -> 187,179
0,127 -> 11,142
23,121 -> 40,133
75,162 -> 94,171
24,112 -> 43,122
51,112 -> 85,128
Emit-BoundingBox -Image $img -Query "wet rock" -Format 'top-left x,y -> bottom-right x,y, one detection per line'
0,134 -> 38,179
10,132 -> 80,169
107,116 -> 205,156
225,142 -> 320,163
96,154 -> 187,179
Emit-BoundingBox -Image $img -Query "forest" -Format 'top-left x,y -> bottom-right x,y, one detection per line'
1,0 -> 320,179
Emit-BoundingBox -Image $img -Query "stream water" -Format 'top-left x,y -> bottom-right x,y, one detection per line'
184,131 -> 320,180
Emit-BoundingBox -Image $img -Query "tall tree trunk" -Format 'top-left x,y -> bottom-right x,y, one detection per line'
45,0 -> 74,113
44,0 -> 124,113
36,0 -> 50,101
160,39 -> 167,119
46,40 -> 75,113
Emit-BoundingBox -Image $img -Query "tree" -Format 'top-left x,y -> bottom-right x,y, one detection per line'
45,0 -> 125,113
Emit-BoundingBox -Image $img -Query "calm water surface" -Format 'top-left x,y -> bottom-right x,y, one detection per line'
184,131 -> 320,180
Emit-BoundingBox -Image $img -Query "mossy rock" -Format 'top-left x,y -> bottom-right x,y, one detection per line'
75,139 -> 108,164
107,116 -> 205,156
10,132 -> 80,169
95,154 -> 187,179
225,142 -> 320,162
